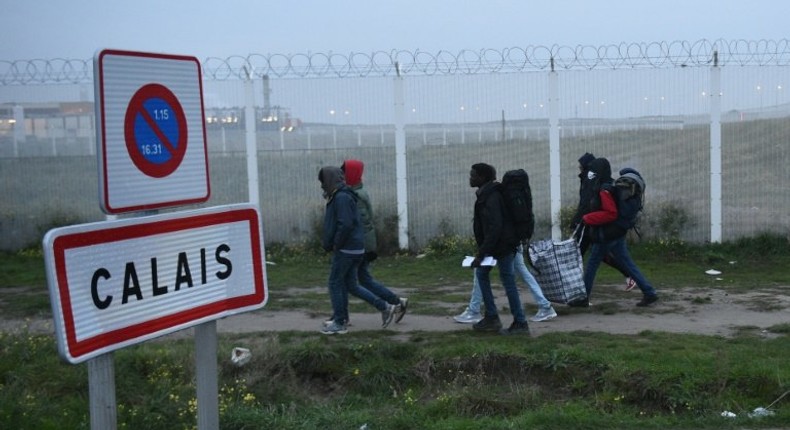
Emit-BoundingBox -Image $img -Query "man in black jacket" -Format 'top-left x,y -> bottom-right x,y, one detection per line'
469,163 -> 530,335
571,152 -> 636,295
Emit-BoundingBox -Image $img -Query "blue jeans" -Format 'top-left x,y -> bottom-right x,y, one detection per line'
348,259 -> 399,311
514,244 -> 552,310
584,236 -> 657,298
328,251 -> 363,324
475,252 -> 526,323
468,247 -> 550,312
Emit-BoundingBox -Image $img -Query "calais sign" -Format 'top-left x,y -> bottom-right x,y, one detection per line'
43,204 -> 267,364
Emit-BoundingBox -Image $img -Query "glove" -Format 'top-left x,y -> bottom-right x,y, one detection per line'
364,251 -> 378,262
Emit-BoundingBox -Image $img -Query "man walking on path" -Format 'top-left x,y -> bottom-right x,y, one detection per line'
468,163 -> 530,335
340,159 -> 408,327
318,166 -> 365,334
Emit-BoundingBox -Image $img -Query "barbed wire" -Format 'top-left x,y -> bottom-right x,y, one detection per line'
2,39 -> 789,85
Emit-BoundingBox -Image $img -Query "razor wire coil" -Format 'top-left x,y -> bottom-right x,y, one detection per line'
2,39 -> 790,85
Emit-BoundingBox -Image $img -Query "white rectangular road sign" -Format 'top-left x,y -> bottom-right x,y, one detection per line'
94,49 -> 210,214
43,204 -> 267,364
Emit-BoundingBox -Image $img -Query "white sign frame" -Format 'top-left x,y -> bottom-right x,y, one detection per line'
94,49 -> 210,214
43,204 -> 267,364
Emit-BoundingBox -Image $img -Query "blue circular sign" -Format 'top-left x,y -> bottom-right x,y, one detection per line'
124,84 -> 188,178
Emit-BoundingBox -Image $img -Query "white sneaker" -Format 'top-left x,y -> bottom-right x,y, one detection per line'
625,277 -> 636,292
320,321 -> 348,335
453,308 -> 483,324
529,307 -> 558,322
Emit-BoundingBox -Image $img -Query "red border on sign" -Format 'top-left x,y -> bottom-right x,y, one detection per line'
124,83 -> 188,178
96,49 -> 211,214
51,208 -> 265,360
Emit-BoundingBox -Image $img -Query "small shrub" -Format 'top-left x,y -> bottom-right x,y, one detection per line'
375,207 -> 402,256
422,218 -> 476,256
559,205 -> 578,238
645,201 -> 694,241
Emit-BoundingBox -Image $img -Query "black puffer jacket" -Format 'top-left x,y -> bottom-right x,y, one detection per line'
571,153 -> 597,228
473,181 -> 518,259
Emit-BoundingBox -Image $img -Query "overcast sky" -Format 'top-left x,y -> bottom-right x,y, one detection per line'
1,0 -> 788,61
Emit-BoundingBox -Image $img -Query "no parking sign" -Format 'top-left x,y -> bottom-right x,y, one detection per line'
94,49 -> 210,213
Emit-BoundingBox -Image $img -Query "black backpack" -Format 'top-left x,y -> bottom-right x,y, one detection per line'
612,168 -> 646,235
500,169 -> 535,242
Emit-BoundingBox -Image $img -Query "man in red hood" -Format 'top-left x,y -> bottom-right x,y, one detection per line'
337,159 -> 409,327
581,157 -> 658,308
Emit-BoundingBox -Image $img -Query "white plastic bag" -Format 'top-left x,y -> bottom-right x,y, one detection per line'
231,347 -> 252,367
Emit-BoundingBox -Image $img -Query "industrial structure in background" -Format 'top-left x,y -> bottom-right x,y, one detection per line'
204,74 -> 301,132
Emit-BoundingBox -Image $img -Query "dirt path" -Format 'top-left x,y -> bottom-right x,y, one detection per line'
3,287 -> 788,339
211,286 -> 789,338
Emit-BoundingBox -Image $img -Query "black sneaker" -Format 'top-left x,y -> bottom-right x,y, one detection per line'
636,295 -> 659,307
381,304 -> 396,328
472,315 -> 502,332
500,320 -> 530,336
567,298 -> 590,308
394,297 -> 408,323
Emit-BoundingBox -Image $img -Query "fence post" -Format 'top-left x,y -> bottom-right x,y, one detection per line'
549,59 -> 562,240
244,67 -> 260,208
710,52 -> 722,243
393,63 -> 409,250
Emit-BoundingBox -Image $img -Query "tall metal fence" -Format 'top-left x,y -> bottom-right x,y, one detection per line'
2,40 -> 789,251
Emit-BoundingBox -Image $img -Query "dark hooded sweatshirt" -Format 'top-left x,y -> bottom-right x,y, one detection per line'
572,152 -> 597,227
318,166 -> 364,254
581,158 -> 618,239
341,159 -> 377,253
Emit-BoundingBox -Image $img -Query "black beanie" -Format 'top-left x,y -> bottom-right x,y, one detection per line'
578,152 -> 595,169
471,163 -> 496,182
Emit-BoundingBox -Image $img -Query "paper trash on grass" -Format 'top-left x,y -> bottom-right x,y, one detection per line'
462,256 -> 497,267
231,347 -> 252,367
720,411 -> 737,418
705,269 -> 722,275
748,407 -> 775,418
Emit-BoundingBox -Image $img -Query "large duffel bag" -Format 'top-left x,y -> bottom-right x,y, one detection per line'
527,232 -> 587,304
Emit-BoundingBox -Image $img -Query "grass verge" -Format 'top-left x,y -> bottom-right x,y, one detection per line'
1,328 -> 788,429
0,235 -> 788,428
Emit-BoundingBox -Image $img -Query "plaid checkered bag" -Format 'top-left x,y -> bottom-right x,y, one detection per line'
527,232 -> 587,304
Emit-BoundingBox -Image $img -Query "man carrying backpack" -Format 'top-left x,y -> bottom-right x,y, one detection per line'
572,152 -> 637,292
457,166 -> 557,324
579,158 -> 659,307
468,163 -> 530,335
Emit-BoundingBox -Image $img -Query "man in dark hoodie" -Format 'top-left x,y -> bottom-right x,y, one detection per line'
572,152 -> 636,292
469,163 -> 530,335
580,157 -> 659,307
318,166 -> 366,334
340,159 -> 408,327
